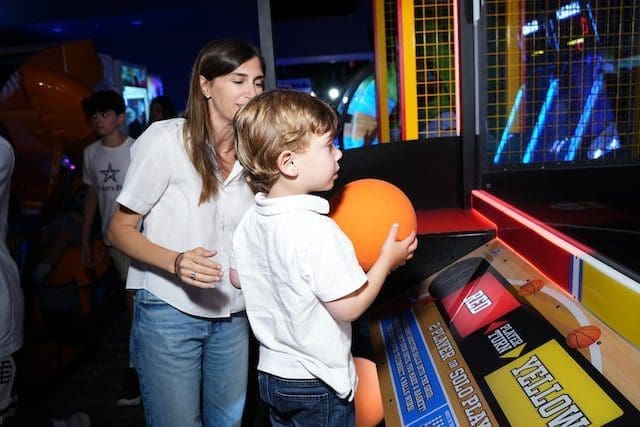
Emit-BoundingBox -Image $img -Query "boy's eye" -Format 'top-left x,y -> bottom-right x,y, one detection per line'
91,111 -> 113,120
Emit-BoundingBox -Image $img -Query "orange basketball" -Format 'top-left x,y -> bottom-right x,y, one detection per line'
354,357 -> 384,427
329,178 -> 417,271
566,325 -> 601,349
519,279 -> 545,296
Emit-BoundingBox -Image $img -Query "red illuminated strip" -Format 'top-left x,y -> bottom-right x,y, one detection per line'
472,190 -> 593,256
472,190 -> 640,294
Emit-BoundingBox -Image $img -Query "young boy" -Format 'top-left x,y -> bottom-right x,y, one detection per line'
231,90 -> 418,425
80,89 -> 140,407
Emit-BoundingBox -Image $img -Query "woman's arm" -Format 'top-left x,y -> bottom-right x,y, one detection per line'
108,204 -> 224,288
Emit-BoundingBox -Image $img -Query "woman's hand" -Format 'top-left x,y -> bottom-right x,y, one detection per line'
173,247 -> 224,288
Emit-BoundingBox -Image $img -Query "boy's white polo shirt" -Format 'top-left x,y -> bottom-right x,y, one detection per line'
232,193 -> 368,400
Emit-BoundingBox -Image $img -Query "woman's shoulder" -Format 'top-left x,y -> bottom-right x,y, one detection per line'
134,118 -> 186,149
146,117 -> 185,135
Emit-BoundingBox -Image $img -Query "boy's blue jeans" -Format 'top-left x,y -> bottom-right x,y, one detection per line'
258,371 -> 355,427
130,289 -> 249,427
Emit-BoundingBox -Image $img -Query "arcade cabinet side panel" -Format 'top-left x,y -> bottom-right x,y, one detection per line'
370,239 -> 640,426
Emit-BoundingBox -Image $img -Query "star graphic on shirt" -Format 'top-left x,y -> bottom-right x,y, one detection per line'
100,163 -> 120,183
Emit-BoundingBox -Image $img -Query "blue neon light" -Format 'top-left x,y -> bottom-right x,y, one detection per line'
584,2 -> 601,44
556,1 -> 581,21
523,78 -> 559,164
565,73 -> 604,161
494,84 -> 525,164
522,20 -> 539,36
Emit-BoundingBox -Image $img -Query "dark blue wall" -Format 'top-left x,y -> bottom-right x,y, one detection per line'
1,0 -> 374,111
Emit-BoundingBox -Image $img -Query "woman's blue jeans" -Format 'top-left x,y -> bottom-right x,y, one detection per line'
258,372 -> 355,427
131,289 -> 249,427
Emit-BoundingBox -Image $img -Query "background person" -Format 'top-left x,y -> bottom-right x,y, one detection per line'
149,95 -> 177,124
0,134 -> 24,426
126,98 -> 146,138
107,38 -> 265,427
80,90 -> 140,407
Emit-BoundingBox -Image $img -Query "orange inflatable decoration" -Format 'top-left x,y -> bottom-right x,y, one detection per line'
329,178 -> 417,271
0,40 -> 102,209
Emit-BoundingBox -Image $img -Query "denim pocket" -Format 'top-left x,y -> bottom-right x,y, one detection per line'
135,289 -> 164,305
275,390 -> 328,425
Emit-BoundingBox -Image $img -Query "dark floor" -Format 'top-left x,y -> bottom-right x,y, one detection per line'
41,309 -> 147,427
8,291 -> 263,427
10,302 -> 147,427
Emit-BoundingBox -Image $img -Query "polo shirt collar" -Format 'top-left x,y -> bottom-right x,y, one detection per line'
255,193 -> 329,216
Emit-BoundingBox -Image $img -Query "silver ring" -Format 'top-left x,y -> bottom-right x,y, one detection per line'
190,271 -> 197,281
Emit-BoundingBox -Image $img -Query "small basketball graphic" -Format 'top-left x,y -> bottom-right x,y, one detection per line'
566,325 -> 601,349
518,279 -> 545,296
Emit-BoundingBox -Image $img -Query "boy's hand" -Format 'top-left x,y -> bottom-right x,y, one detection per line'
379,224 -> 418,273
174,247 -> 224,289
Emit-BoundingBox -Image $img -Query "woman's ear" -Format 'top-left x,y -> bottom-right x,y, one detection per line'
199,75 -> 210,99
277,150 -> 297,177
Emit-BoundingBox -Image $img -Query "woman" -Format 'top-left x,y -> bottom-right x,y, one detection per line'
108,39 -> 265,427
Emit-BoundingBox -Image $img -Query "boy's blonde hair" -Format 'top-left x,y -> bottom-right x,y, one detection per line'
234,89 -> 338,193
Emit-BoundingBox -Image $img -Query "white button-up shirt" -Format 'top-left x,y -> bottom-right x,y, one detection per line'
118,118 -> 253,317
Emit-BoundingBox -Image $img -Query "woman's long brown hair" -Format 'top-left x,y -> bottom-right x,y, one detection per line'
183,39 -> 265,204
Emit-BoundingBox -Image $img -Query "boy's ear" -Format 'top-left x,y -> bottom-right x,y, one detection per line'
277,150 -> 297,177
117,113 -> 126,125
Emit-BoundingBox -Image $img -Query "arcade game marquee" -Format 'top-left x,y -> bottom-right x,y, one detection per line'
367,190 -> 640,426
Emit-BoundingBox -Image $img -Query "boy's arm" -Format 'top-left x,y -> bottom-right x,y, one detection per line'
323,224 -> 417,322
80,184 -> 98,266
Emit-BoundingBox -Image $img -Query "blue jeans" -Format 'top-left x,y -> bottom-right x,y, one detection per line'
258,372 -> 355,427
130,289 -> 249,427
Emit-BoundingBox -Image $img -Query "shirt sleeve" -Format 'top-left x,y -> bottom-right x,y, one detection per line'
301,218 -> 367,302
116,124 -> 174,215
82,145 -> 94,187
229,241 -> 237,270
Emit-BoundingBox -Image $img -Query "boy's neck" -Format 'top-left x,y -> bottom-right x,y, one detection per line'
100,131 -> 127,148
268,180 -> 308,198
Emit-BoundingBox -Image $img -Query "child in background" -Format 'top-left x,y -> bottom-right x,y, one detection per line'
231,90 -> 417,426
80,89 -> 140,407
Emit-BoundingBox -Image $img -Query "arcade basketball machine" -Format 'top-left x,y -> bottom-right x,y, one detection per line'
333,0 -> 640,425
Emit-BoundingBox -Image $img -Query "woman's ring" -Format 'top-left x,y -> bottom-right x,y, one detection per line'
190,271 -> 197,281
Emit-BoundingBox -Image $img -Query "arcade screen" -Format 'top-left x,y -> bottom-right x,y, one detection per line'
147,73 -> 164,101
121,63 -> 147,88
336,64 -> 401,150
486,0 -> 640,169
